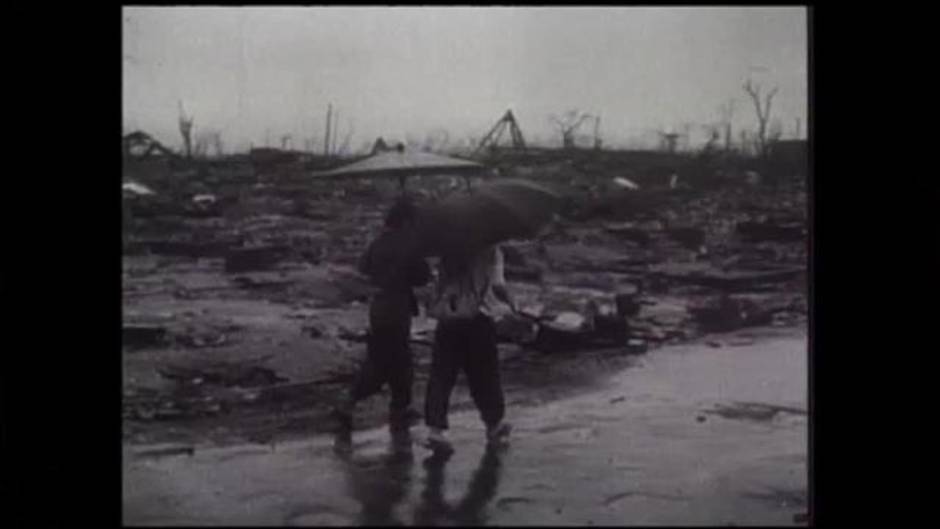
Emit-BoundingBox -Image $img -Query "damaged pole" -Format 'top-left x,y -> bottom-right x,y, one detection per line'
593,115 -> 602,151
178,100 -> 194,160
332,109 -> 340,157
324,103 -> 332,157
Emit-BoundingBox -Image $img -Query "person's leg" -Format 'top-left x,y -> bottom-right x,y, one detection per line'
463,315 -> 508,439
386,321 -> 418,430
333,330 -> 388,427
424,320 -> 461,430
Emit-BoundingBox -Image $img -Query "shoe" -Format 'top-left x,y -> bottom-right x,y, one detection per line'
486,422 -> 512,446
424,430 -> 454,455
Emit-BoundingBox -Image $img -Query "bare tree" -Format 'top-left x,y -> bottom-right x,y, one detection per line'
323,103 -> 332,156
331,109 -> 340,156
743,79 -> 779,157
211,131 -> 224,157
549,109 -> 592,149
701,125 -> 721,155
593,115 -> 603,150
717,99 -> 735,152
178,100 -> 194,159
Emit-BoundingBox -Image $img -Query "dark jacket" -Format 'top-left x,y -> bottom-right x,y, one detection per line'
358,228 -> 431,327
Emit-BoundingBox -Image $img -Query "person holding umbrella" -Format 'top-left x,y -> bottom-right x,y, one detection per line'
332,197 -> 431,446
423,244 -> 516,453
409,178 -> 562,453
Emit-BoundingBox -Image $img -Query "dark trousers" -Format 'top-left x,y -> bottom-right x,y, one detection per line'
425,314 -> 505,430
349,320 -> 413,414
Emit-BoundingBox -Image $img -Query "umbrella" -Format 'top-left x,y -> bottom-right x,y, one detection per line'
414,178 -> 562,258
312,147 -> 485,188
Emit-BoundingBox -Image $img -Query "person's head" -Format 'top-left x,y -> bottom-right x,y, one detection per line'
385,197 -> 418,229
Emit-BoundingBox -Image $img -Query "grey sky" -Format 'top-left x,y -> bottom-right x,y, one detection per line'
122,6 -> 807,153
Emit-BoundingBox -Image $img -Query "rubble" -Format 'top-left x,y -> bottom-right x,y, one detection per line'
687,294 -> 793,332
603,223 -> 652,246
158,362 -> 287,388
495,313 -> 539,344
302,324 -> 324,338
174,331 -> 229,349
133,444 -> 195,459
737,220 -> 805,243
665,227 -> 706,250
505,264 -> 543,283
123,324 -> 168,349
123,144 -> 807,444
614,287 -> 642,318
649,262 -> 804,292
224,245 -> 288,273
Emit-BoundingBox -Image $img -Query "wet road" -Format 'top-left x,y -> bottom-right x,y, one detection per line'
123,327 -> 808,526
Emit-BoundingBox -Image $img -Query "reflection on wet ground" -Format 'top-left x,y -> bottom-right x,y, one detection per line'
415,445 -> 504,526
335,429 -> 507,526
123,330 -> 808,526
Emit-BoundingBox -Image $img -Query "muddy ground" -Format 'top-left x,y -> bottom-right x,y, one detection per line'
123,326 -> 808,526
122,154 -> 807,453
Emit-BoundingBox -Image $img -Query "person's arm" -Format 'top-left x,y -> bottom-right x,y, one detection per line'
489,246 -> 517,312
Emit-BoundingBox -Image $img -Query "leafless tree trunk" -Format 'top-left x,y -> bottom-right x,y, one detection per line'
331,109 -> 340,156
593,115 -> 602,150
718,99 -> 735,152
702,125 -> 721,155
178,100 -> 194,159
743,79 -> 779,157
324,103 -> 332,156
211,132 -> 224,157
549,110 -> 592,149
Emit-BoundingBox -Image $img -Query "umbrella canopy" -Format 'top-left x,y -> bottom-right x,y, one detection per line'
312,149 -> 485,181
414,178 -> 562,258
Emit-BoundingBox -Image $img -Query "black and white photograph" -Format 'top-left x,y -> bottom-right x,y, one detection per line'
122,6 -> 810,526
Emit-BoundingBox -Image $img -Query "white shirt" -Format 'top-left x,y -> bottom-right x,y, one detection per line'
428,245 -> 507,320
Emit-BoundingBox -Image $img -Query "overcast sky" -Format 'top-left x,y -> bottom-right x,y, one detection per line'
122,6 -> 807,153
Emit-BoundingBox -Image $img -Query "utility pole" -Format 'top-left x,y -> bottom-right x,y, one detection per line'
332,109 -> 340,157
719,99 -> 735,152
593,115 -> 602,150
324,103 -> 332,156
